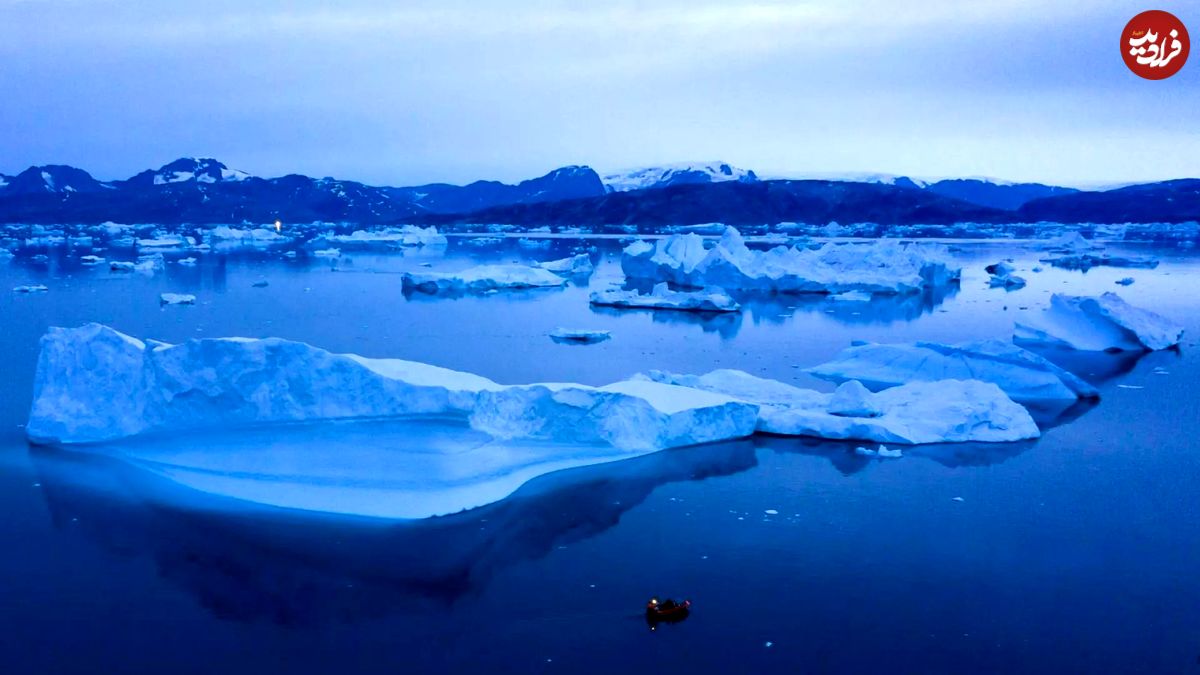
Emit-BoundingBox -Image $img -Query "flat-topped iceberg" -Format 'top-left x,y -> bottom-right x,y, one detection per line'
316,226 -> 447,249
402,264 -> 567,293
27,325 -> 757,455
622,226 -> 959,294
590,282 -> 740,312
640,369 -> 1039,444
1040,253 -> 1159,271
806,339 -> 1098,403
535,253 -> 595,277
1014,293 -> 1183,351
549,328 -> 611,344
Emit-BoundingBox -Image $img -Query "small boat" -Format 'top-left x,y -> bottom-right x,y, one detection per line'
645,597 -> 691,623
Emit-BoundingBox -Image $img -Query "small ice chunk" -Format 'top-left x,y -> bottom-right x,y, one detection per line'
1115,277 -> 1134,286
535,253 -> 594,277
13,285 -> 48,293
159,293 -> 195,305
549,328 -> 611,344
177,257 -> 198,266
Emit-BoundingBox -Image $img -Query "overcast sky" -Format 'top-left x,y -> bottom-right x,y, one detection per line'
1,0 -> 1196,187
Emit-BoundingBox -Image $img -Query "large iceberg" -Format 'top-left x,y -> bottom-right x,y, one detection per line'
640,370 -> 1039,444
621,227 -> 959,294
1014,293 -> 1183,351
806,339 -> 1098,403
589,282 -> 741,312
401,264 -> 566,293
26,325 -> 757,454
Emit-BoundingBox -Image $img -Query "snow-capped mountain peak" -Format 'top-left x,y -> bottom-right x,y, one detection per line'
602,162 -> 758,192
132,158 -> 251,187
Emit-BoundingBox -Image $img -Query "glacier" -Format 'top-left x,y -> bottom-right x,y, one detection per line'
639,370 -> 1039,444
1014,293 -> 1184,351
621,226 -> 959,294
806,339 -> 1099,403
401,264 -> 566,293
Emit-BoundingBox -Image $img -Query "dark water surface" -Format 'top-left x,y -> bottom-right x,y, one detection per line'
1,237 -> 1198,673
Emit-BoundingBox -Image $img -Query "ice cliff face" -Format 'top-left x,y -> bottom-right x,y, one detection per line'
621,227 -> 959,294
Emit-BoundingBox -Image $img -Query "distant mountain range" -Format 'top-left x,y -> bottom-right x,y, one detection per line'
0,158 -> 1194,225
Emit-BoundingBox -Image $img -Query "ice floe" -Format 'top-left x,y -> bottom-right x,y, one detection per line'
402,264 -> 567,294
549,328 -> 611,344
986,262 -> 1026,290
589,282 -> 740,313
1041,252 -> 1159,271
159,293 -> 196,305
621,226 -> 959,294
639,369 -> 1039,444
13,284 -> 48,293
315,226 -> 447,249
806,339 -> 1098,403
1014,293 -> 1183,351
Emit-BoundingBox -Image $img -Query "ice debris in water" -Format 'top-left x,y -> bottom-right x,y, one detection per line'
1014,293 -> 1183,352
13,285 -> 49,293
986,262 -> 1026,290
621,226 -> 959,294
589,282 -> 741,313
313,225 -> 447,249
855,444 -> 903,458
806,339 -> 1098,403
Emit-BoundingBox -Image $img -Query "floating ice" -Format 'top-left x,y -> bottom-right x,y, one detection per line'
27,325 -> 757,455
312,248 -> 341,258
640,369 -> 1039,444
1116,277 -> 1134,286
1041,253 -> 1159,271
1014,293 -> 1183,351
13,285 -> 48,293
316,226 -> 447,249
1040,232 -> 1103,253
986,262 -> 1026,290
402,264 -> 567,294
589,282 -> 740,313
177,257 -> 198,266
806,339 -> 1098,403
138,235 -> 195,250
535,253 -> 595,277
80,255 -> 105,265
621,226 -> 959,294
549,328 -> 611,344
159,293 -> 195,305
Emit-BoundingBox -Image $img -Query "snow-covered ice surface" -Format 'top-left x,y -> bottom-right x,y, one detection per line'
640,369 -> 1039,444
806,340 -> 1098,403
621,227 -> 959,294
1014,293 -> 1184,351
590,282 -> 740,312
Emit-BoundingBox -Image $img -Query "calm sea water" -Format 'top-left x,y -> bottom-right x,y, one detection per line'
1,237 -> 1198,674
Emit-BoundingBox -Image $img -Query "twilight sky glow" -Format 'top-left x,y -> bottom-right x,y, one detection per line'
1,0 -> 1197,187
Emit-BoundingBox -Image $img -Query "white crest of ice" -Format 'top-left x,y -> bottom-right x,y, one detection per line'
1014,293 -> 1183,351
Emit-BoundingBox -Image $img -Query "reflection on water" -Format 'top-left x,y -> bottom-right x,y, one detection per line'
30,439 -> 758,626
